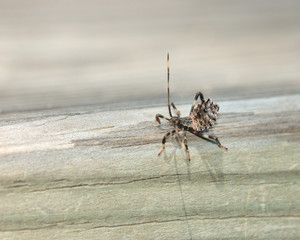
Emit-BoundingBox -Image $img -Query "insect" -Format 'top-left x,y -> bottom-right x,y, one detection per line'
155,54 -> 228,161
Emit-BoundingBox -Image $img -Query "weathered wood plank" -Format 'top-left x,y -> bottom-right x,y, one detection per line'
0,94 -> 299,239
1,1 -> 300,238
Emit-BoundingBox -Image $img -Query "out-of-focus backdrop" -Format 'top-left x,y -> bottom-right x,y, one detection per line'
1,0 -> 300,112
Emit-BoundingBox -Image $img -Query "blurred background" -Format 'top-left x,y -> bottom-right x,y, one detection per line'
0,0 -> 300,113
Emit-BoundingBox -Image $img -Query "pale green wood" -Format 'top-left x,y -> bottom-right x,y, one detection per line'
1,1 -> 300,238
0,94 -> 299,239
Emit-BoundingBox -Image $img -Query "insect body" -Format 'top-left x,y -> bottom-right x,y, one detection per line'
155,54 -> 227,161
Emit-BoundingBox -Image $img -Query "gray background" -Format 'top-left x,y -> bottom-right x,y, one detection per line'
1,0 -> 300,112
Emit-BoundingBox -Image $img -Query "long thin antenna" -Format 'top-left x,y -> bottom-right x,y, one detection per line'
167,53 -> 172,117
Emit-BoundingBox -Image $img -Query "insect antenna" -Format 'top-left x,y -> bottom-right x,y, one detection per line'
167,53 -> 172,117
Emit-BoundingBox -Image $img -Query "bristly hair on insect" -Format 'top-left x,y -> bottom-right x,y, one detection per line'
155,53 -> 227,161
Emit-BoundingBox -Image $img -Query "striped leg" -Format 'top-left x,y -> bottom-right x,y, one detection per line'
190,92 -> 205,114
171,127 -> 190,161
183,129 -> 191,161
155,114 -> 171,124
171,102 -> 181,117
189,128 -> 228,150
158,130 -> 176,156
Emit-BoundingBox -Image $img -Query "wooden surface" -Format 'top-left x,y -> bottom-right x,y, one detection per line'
1,0 -> 300,239
1,93 -> 300,239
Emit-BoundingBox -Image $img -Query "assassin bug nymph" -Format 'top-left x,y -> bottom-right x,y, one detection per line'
155,54 -> 228,161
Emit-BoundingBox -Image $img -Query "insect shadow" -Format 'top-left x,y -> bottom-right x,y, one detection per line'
194,136 -> 226,190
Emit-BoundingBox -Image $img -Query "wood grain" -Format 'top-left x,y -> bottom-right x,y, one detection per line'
1,94 -> 299,239
1,1 -> 300,238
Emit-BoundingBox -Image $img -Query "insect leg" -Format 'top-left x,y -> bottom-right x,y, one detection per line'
189,129 -> 228,150
158,130 -> 176,156
183,129 -> 191,161
171,102 -> 181,117
175,123 -> 191,160
190,92 -> 205,114
155,114 -> 171,124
